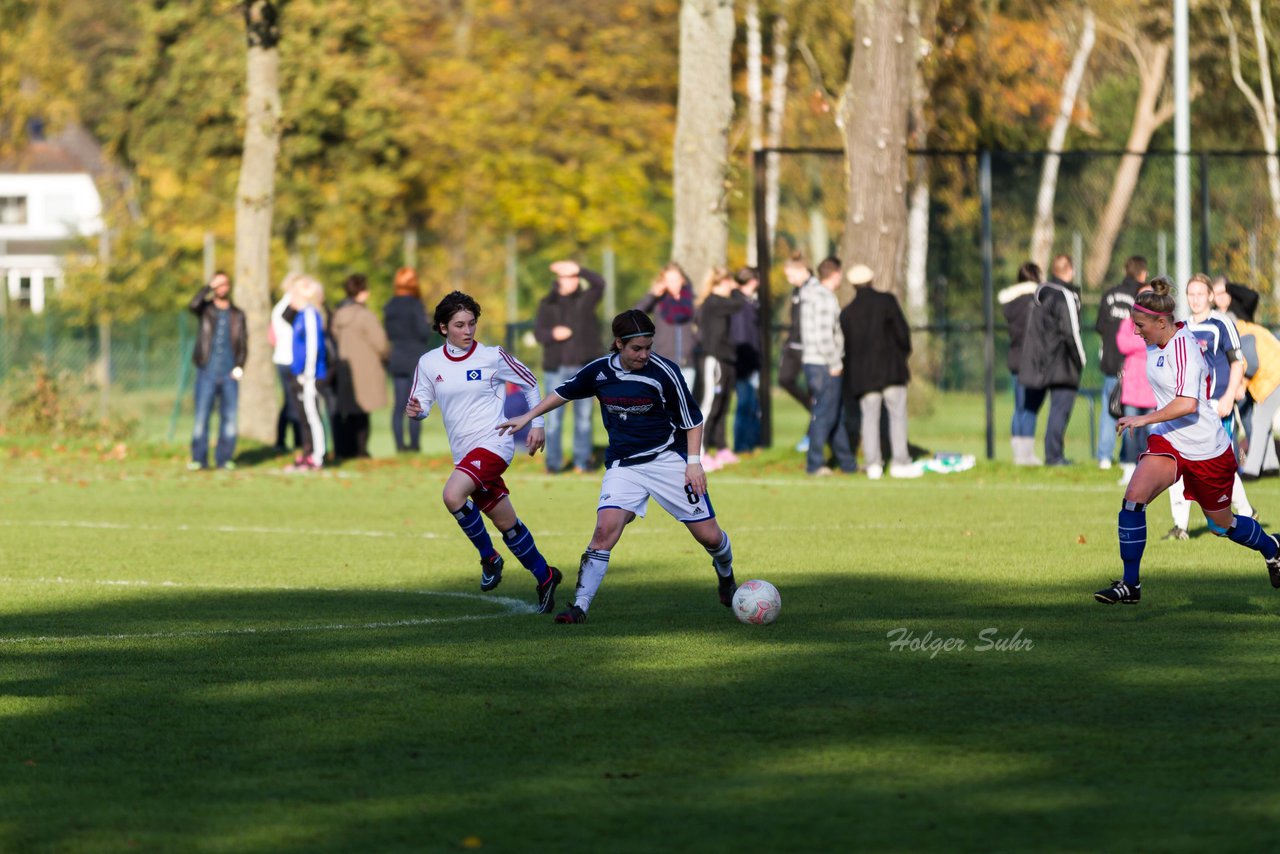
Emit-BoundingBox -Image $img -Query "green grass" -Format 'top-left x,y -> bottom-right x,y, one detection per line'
3,393 -> 1280,852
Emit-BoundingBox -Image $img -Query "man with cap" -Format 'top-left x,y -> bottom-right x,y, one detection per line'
840,263 -> 918,479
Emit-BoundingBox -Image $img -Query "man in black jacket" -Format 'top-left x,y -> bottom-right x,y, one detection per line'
1019,254 -> 1086,466
1095,256 -> 1146,471
840,264 -> 917,479
534,260 -> 604,473
188,271 -> 247,470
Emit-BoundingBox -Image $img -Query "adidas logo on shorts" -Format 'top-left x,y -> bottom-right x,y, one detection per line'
472,460 -> 483,469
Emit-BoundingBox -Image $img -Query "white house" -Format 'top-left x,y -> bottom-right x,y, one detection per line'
0,129 -> 104,313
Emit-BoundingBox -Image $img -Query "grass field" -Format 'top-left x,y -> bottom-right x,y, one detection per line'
4,393 -> 1280,851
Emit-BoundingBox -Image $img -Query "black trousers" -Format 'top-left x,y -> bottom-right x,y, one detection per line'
778,347 -> 811,412
1025,385 -> 1077,465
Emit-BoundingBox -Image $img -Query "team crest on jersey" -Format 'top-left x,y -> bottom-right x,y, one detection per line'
1156,356 -> 1165,367
466,369 -> 482,381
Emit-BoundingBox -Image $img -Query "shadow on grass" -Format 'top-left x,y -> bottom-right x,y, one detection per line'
2,574 -> 1280,851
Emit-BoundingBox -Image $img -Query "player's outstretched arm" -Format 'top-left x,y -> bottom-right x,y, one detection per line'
497,393 -> 568,436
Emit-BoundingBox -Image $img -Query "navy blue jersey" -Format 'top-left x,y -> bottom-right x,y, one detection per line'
1187,311 -> 1241,400
555,352 -> 703,467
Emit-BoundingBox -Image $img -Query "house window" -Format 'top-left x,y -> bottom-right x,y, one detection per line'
0,196 -> 27,225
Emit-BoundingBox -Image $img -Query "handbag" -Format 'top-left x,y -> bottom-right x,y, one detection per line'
1108,371 -> 1124,419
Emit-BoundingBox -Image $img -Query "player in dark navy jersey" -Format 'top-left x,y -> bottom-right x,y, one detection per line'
498,309 -> 739,624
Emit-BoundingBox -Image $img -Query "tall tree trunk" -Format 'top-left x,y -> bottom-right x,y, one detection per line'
1222,0 -> 1280,304
746,0 -> 763,265
672,0 -> 735,287
1029,7 -> 1095,272
765,4 -> 790,261
838,0 -> 916,304
234,1 -> 282,444
1085,42 -> 1174,289
903,0 -> 935,327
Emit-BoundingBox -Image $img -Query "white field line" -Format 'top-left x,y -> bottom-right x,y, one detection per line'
0,578 -> 537,646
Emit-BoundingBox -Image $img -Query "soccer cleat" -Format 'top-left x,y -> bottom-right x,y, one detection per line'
479,553 -> 504,592
1094,579 -> 1141,604
535,566 -> 563,614
717,571 -> 738,607
554,604 -> 588,624
1267,536 -> 1280,589
1162,526 -> 1189,541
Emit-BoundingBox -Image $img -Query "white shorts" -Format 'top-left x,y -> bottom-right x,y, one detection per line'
598,451 -> 716,524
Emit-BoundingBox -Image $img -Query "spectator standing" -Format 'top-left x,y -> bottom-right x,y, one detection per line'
533,259 -> 605,473
730,266 -> 763,454
694,266 -> 745,471
634,262 -> 697,388
271,273 -> 304,452
331,274 -> 390,460
801,257 -> 857,476
1096,256 -> 1147,470
1019,254 -> 1086,466
780,254 -> 815,451
840,264 -> 917,479
999,261 -> 1042,465
188,271 -> 247,471
384,267 -> 435,452
286,276 -> 329,471
1232,300 -> 1280,479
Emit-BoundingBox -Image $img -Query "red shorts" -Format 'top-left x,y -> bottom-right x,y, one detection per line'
455,447 -> 511,513
1142,434 -> 1237,512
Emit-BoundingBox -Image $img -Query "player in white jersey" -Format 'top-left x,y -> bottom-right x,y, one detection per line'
498,309 -> 739,625
1095,277 -> 1280,604
407,291 -> 564,613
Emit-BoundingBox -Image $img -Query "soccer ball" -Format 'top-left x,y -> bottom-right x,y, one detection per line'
732,580 -> 781,625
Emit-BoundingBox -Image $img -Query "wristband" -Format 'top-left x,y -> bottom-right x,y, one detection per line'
686,455 -> 701,465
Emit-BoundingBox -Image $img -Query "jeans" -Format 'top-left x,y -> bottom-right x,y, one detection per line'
276,363 -> 301,449
733,373 -> 761,452
804,365 -> 856,473
1119,404 -> 1152,464
391,374 -> 421,451
192,368 -> 239,468
543,365 -> 595,472
1010,376 -> 1037,438
1097,374 -> 1119,461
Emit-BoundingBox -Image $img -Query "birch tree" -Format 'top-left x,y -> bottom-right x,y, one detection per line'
234,0 -> 283,443
1084,10 -> 1180,289
1221,0 -> 1280,302
1029,6 -> 1096,272
838,0 -> 918,303
745,0 -> 791,265
903,0 -> 936,326
672,0 -> 736,287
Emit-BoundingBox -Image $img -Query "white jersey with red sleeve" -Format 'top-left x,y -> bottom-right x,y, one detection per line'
408,341 -> 545,464
1147,322 -> 1231,461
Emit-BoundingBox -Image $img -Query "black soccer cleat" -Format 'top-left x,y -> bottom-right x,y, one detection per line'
1094,579 -> 1141,604
480,553 -> 504,592
717,571 -> 738,607
536,566 -> 563,614
554,604 -> 588,624
1267,536 -> 1280,589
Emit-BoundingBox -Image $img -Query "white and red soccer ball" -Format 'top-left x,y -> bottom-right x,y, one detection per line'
732,579 -> 781,625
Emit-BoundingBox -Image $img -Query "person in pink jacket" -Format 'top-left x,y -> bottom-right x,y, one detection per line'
1115,292 -> 1157,486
